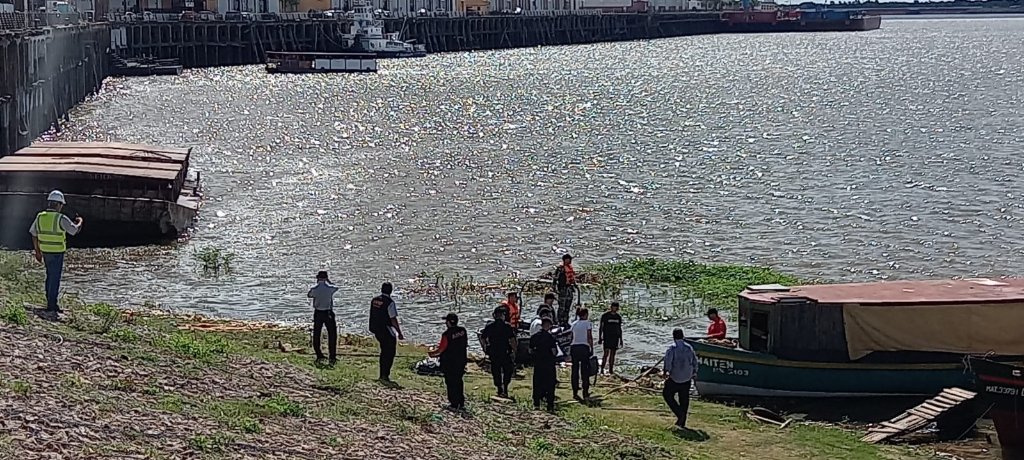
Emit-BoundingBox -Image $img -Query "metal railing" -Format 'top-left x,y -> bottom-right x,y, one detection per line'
0,12 -> 87,30
104,8 -> 612,23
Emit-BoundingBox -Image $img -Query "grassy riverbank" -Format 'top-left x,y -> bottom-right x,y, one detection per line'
0,252 -> 925,459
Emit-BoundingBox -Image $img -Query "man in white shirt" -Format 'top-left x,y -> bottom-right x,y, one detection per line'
530,308 -> 554,336
307,270 -> 339,364
569,307 -> 594,400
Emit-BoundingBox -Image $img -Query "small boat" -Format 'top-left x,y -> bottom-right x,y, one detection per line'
265,51 -> 377,74
342,0 -> 428,58
968,357 -> 1024,450
690,279 -> 1024,398
476,320 -> 572,366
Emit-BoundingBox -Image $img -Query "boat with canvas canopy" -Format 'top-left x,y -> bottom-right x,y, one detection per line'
689,279 -> 1024,398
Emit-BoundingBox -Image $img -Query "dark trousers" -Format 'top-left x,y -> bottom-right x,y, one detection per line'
312,310 -> 337,360
570,344 -> 591,395
663,379 -> 692,428
42,252 -> 64,311
532,363 -> 556,410
490,353 -> 514,392
375,331 -> 397,380
443,366 -> 466,409
557,287 -> 574,325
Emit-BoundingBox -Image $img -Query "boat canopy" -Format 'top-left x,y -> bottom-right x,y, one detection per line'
741,279 -> 1024,360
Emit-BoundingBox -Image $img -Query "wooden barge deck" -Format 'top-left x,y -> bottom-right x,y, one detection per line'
0,142 -> 201,249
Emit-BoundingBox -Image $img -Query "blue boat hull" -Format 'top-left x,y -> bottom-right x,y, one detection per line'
688,340 -> 975,398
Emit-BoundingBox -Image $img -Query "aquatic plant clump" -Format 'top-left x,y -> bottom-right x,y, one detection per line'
192,246 -> 235,275
588,258 -> 801,310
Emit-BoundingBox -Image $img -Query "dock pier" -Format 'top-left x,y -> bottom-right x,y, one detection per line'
0,22 -> 108,157
109,13 -> 724,68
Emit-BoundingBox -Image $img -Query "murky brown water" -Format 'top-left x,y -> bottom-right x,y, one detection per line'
48,16 -> 1024,364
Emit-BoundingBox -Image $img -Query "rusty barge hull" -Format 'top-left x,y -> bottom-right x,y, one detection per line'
0,142 -> 201,249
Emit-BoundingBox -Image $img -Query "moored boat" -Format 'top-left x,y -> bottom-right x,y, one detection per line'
690,279 -> 1024,398
968,357 -> 1024,450
0,142 -> 201,248
342,0 -> 428,58
265,51 -> 378,74
720,7 -> 881,33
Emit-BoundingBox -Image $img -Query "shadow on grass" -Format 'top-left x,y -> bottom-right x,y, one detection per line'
674,427 -> 711,442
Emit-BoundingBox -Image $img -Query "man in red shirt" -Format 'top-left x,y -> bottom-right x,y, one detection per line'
706,308 -> 727,339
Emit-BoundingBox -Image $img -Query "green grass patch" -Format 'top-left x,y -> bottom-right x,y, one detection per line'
588,258 -> 801,310
0,304 -> 27,325
157,395 -> 185,413
108,327 -> 139,343
205,394 -> 306,421
0,435 -> 12,457
153,331 -> 231,362
187,433 -> 235,453
7,380 -> 31,396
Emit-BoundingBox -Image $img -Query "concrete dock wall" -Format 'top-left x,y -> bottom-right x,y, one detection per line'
0,25 -> 108,157
110,13 -> 723,67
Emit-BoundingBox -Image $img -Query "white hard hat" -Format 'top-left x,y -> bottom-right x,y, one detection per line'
47,190 -> 66,204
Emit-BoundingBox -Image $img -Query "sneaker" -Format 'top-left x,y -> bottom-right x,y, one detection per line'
328,358 -> 337,366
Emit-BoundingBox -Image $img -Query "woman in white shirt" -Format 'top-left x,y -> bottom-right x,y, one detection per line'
569,307 -> 594,400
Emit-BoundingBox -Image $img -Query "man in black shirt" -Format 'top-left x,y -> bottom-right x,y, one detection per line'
369,282 -> 404,382
480,307 -> 517,398
599,301 -> 624,375
530,316 -> 559,412
429,313 -> 468,411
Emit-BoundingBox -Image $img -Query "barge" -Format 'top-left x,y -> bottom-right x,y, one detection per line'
265,51 -> 378,74
0,142 -> 201,249
721,7 -> 882,33
690,279 -> 1024,398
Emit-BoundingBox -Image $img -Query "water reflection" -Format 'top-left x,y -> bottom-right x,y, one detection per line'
50,17 -> 1024,364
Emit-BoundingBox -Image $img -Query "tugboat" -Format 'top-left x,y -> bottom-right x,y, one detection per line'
342,0 -> 427,58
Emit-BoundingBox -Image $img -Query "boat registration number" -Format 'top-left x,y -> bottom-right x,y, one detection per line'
986,385 -> 1020,396
715,368 -> 750,377
700,357 -> 749,377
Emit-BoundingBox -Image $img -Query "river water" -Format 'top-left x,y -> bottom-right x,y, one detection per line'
50,16 -> 1024,364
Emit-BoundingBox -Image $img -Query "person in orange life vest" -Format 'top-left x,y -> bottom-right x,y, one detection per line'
552,254 -> 577,327
501,291 -> 521,329
706,308 -> 726,339
429,313 -> 468,411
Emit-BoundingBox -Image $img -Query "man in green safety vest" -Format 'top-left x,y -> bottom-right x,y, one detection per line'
28,190 -> 83,313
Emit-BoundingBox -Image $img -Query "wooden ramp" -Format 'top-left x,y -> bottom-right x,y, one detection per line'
861,387 -> 977,444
